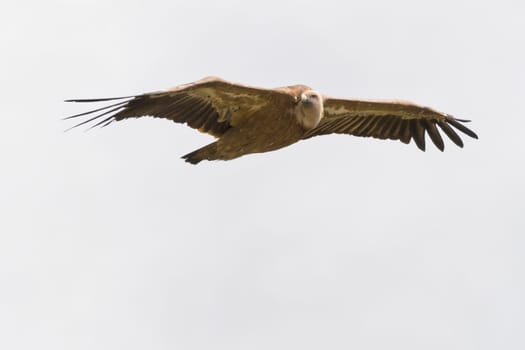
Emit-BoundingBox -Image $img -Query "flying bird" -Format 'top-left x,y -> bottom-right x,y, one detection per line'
65,76 -> 478,164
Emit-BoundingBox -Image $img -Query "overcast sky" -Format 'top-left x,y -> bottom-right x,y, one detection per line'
1,0 -> 524,349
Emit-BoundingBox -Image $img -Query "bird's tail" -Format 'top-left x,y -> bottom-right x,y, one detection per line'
181,142 -> 218,165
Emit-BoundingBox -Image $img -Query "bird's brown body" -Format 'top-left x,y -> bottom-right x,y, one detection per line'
65,77 -> 477,164
184,84 -> 310,163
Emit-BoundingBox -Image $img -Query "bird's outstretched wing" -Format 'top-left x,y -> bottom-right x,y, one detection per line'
303,98 -> 478,151
64,77 -> 293,137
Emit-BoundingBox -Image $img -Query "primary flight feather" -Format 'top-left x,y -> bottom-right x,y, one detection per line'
65,76 -> 478,164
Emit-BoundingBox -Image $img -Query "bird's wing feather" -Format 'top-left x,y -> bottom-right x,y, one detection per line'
303,98 -> 478,151
64,77 -> 294,137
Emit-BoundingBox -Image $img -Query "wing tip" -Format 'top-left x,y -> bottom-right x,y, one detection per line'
63,102 -> 126,131
447,117 -> 479,140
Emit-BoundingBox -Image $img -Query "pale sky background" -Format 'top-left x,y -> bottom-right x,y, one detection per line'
1,0 -> 524,349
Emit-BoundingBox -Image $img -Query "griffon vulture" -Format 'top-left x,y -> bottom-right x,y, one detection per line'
65,77 -> 477,164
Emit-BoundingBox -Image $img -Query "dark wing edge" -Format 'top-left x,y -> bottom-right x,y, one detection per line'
63,89 -> 232,137
64,95 -> 136,131
303,98 -> 478,151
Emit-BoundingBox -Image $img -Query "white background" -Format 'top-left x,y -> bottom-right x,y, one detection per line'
1,0 -> 524,349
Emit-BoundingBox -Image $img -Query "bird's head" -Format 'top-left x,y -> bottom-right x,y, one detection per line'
297,90 -> 324,129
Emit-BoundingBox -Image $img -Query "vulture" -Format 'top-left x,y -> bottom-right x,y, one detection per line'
65,76 -> 477,164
